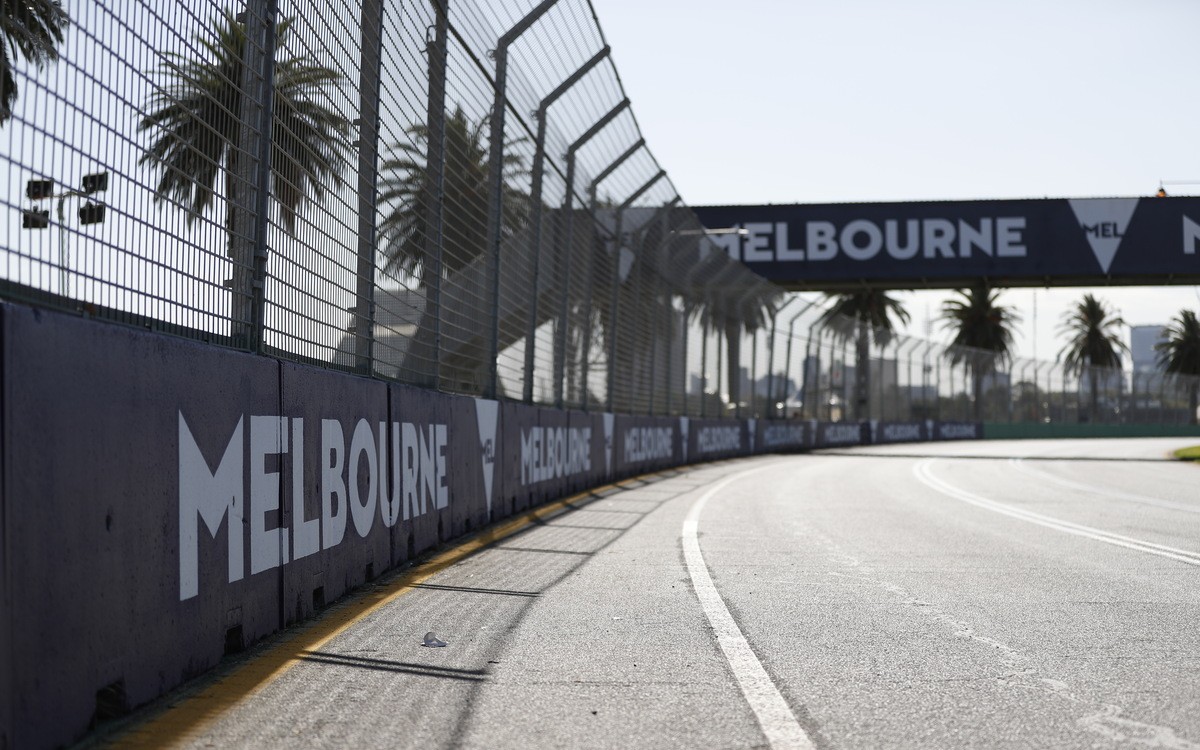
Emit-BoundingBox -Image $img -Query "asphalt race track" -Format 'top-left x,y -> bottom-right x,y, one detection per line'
104,438 -> 1200,749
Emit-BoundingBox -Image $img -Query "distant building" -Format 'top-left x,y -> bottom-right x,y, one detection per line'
1130,324 -> 1168,372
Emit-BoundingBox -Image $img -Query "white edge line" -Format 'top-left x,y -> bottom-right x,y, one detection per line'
914,460 -> 1200,567
682,465 -> 816,750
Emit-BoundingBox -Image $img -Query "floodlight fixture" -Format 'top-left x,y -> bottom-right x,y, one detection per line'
82,172 -> 109,194
79,202 -> 106,225
26,179 -> 54,201
22,209 -> 50,229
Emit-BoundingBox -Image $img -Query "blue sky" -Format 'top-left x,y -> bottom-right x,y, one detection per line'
596,0 -> 1200,360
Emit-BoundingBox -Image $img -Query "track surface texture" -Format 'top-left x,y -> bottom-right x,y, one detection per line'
103,438 -> 1200,749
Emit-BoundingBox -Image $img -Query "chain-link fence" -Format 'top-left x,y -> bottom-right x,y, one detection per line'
3,0 -> 1196,425
1,0 -> 779,414
747,296 -> 1200,426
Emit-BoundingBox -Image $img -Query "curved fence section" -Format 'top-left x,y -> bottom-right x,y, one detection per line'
0,0 -> 777,416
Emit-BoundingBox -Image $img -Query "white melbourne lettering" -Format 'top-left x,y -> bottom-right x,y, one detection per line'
696,426 -> 742,454
939,423 -> 978,439
823,424 -> 861,444
179,412 -> 449,601
880,423 -> 923,442
724,219 -> 1028,262
623,426 -> 675,463
520,426 -> 592,486
762,424 -> 806,448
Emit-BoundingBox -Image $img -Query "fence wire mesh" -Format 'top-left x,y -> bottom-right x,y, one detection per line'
2,0 -> 1196,425
749,296 -> 1200,426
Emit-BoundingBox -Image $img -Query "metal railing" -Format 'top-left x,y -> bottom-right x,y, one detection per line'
2,0 -> 1195,425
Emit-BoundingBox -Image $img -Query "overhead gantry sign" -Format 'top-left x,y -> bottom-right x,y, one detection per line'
692,197 -> 1200,290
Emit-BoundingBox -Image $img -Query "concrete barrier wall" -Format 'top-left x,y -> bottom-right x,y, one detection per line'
0,302 -> 979,748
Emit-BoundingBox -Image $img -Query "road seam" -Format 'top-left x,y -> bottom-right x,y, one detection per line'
682,464 -> 816,750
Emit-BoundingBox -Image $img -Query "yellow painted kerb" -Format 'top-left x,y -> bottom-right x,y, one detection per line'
110,478 -> 638,748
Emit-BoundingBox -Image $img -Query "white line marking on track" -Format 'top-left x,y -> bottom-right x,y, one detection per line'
913,459 -> 1200,567
682,466 -> 816,750
1009,457 -> 1200,515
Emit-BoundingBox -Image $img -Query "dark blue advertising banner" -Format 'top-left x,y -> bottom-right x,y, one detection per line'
871,421 -> 929,444
693,197 -> 1200,289
814,421 -> 868,448
934,421 -> 983,440
499,406 -> 609,512
613,415 -> 680,477
685,418 -> 749,462
757,419 -> 811,453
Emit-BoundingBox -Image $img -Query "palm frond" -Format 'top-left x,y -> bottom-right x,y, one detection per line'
1155,309 -> 1200,376
1,0 -> 68,121
1057,293 -> 1127,374
138,9 -> 350,232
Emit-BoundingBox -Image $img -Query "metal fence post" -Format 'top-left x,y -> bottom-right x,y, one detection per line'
751,314 -> 761,417
715,303 -> 724,417
353,0 -> 384,374
628,198 -> 678,414
605,170 -> 665,414
231,0 -> 277,352
782,298 -> 816,417
522,45 -> 609,403
764,304 -> 778,417
484,0 -> 559,400
700,294 -> 711,417
800,328 -> 815,418
553,107 -> 634,408
676,244 -> 709,417
424,0 -> 448,387
728,285 -> 757,419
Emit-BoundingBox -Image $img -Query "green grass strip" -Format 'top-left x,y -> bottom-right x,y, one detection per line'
1173,446 -> 1200,461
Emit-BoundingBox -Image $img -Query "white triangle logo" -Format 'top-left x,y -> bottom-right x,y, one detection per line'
1068,198 -> 1138,273
747,419 -> 756,453
602,413 -> 614,475
474,399 -> 498,512
679,417 -> 689,463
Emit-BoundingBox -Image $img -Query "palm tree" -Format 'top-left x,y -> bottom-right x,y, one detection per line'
723,287 -> 776,415
1058,293 -> 1127,422
940,282 -> 1020,420
818,290 -> 910,420
1,0 -> 68,124
377,104 -> 529,286
138,8 -> 351,338
1155,309 -> 1200,424
375,105 -> 530,388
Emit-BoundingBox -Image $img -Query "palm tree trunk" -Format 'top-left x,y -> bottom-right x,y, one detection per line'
1190,383 -> 1198,425
1089,368 -> 1099,423
854,321 -> 870,420
725,318 -> 741,414
972,369 -> 984,421
224,161 -> 254,349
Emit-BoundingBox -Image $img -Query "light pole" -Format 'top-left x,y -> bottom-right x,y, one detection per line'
23,172 -> 109,297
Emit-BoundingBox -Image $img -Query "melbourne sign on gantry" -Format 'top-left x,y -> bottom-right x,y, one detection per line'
692,197 -> 1200,290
